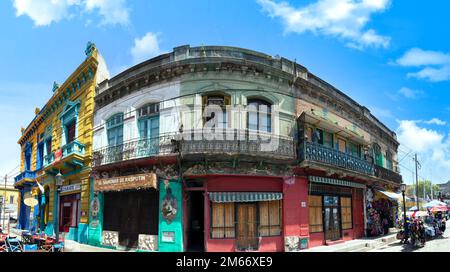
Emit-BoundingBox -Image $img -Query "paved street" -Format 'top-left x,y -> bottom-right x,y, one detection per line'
369,221 -> 450,252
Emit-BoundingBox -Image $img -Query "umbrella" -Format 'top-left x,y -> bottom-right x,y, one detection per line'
409,206 -> 419,211
425,200 -> 447,208
430,205 -> 448,212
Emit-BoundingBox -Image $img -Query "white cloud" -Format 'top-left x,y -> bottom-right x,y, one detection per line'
397,120 -> 450,183
84,0 -> 129,26
424,118 -> 446,126
398,87 -> 423,99
395,48 -> 450,82
257,0 -> 391,50
12,0 -> 129,27
396,48 -> 450,67
131,32 -> 163,64
407,65 -> 450,82
13,0 -> 81,26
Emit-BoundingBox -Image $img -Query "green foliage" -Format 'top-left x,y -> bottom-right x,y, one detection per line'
406,180 -> 441,199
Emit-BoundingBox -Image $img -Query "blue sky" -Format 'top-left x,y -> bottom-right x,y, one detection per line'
1,0 -> 449,189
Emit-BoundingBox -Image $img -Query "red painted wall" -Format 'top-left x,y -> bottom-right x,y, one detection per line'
282,176 -> 309,251
352,188 -> 365,238
309,232 -> 325,247
203,175 -> 284,252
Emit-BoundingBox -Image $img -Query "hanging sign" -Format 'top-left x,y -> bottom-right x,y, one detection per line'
94,173 -> 157,192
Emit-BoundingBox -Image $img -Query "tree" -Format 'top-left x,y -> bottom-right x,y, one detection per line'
406,180 -> 440,200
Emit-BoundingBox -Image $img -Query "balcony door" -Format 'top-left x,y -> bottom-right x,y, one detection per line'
106,113 -> 124,163
236,203 -> 258,251
324,196 -> 341,241
337,138 -> 346,153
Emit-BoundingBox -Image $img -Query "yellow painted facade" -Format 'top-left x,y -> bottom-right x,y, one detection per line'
16,43 -> 108,235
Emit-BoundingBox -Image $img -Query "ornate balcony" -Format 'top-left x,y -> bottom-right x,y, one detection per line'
374,164 -> 402,184
299,141 -> 374,176
92,135 -> 177,168
43,140 -> 86,170
62,140 -> 85,157
180,129 -> 296,161
14,170 -> 37,185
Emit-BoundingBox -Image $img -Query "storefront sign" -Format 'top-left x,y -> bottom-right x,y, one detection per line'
60,183 -> 81,193
161,231 -> 175,243
94,173 -> 157,192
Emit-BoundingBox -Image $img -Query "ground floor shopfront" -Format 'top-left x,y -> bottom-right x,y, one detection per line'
87,171 -> 183,252
182,174 -> 401,252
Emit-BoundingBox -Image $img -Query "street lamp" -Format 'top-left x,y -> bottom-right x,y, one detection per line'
55,171 -> 64,243
400,183 -> 407,243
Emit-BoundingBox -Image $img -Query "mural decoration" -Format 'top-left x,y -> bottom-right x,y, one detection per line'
161,187 -> 178,225
138,234 -> 158,251
284,236 -> 300,252
102,231 -> 119,248
90,194 -> 100,228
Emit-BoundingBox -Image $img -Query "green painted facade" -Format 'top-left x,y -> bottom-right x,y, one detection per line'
158,179 -> 183,252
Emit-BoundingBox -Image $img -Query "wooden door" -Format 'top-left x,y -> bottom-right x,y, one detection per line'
324,196 -> 341,241
237,204 -> 258,250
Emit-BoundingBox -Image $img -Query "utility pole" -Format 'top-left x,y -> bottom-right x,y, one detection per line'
414,154 -> 421,210
3,174 -> 7,230
430,170 -> 433,200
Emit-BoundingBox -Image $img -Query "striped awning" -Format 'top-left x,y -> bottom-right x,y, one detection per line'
309,176 -> 366,189
208,192 -> 283,203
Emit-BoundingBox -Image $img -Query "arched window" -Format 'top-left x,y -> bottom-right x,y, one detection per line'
202,93 -> 231,128
138,103 -> 160,139
106,113 -> 124,146
247,99 -> 272,132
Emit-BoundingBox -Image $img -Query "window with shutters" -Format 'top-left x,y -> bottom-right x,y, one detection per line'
259,200 -> 282,236
211,202 -> 235,238
341,197 -> 353,230
309,195 -> 323,233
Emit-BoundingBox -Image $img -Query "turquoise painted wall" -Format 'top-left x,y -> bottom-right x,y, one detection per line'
158,179 -> 183,252
87,180 -> 104,246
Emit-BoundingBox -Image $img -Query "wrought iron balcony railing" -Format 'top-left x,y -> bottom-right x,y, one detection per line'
14,170 -> 37,184
62,140 -> 85,157
179,129 -> 296,160
92,134 -> 178,167
374,164 -> 402,184
299,141 -> 375,176
43,141 -> 86,168
43,153 -> 55,168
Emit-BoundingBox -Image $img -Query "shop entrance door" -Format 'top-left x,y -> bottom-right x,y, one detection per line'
324,196 -> 341,241
59,194 -> 80,233
236,203 -> 258,251
187,191 -> 204,252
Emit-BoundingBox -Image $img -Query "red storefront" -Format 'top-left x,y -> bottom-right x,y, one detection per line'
182,175 -> 312,252
306,176 -> 366,248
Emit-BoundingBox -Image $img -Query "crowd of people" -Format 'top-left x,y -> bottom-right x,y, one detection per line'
397,211 -> 447,247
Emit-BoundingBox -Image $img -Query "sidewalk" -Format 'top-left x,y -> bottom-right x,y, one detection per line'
63,240 -> 122,252
302,229 -> 399,252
